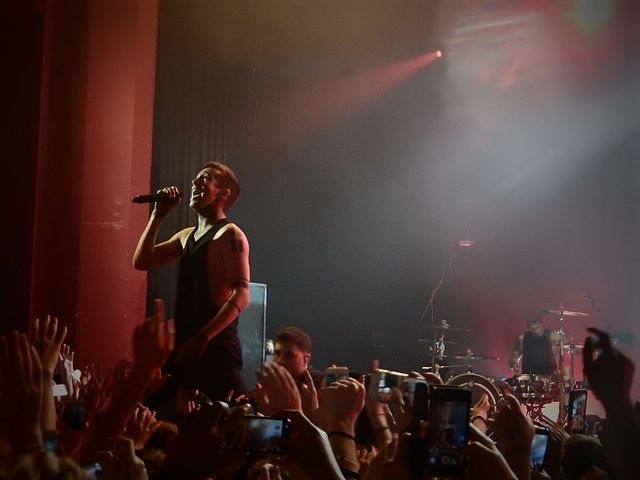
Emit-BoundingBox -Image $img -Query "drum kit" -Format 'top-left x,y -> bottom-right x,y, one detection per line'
419,307 -> 590,422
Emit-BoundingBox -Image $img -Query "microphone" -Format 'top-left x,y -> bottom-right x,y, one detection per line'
131,191 -> 181,204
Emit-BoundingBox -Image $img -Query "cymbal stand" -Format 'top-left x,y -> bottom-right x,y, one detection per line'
426,320 -> 450,375
568,321 -> 576,390
417,251 -> 455,373
557,314 -> 567,421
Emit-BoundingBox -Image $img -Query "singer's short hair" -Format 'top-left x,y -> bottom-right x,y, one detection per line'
203,162 -> 240,211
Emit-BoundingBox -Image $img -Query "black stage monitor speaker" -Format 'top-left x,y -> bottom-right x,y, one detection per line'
238,282 -> 267,390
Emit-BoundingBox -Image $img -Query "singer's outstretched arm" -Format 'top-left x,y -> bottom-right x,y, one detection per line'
132,215 -> 192,270
133,187 -> 188,270
133,187 -> 193,270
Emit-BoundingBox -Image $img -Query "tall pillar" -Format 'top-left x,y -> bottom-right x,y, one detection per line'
32,0 -> 158,366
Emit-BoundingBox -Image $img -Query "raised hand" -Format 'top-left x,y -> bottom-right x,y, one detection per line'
162,402 -> 250,478
364,371 -> 394,448
583,327 -> 634,410
255,362 -> 302,415
0,332 -> 45,453
583,328 -> 640,480
176,385 -> 200,417
80,363 -> 113,420
376,433 -> 415,480
462,423 -> 518,480
491,394 -> 534,480
81,300 -> 174,463
357,447 -> 377,479
58,343 -> 79,399
318,377 -> 365,433
125,405 -> 161,450
30,315 -> 68,434
255,463 -> 283,480
99,435 -> 148,480
277,409 -> 344,480
471,392 -> 491,434
300,369 -> 319,421
133,299 -> 175,375
472,392 -> 491,419
535,415 -> 568,480
152,186 -> 181,218
173,332 -> 208,368
31,315 -> 67,375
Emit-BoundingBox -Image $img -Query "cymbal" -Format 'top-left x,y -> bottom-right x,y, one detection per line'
541,308 -> 589,317
444,353 -> 500,361
420,325 -> 471,332
418,338 -> 460,345
421,364 -> 468,370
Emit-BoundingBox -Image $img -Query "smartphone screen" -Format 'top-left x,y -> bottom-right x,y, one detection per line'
221,415 -> 289,453
82,463 -> 103,480
531,428 -> 550,471
370,369 -> 407,403
402,377 -> 426,407
426,386 -> 470,476
324,367 -> 349,385
568,389 -> 588,434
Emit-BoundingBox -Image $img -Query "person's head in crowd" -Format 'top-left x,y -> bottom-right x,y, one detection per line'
525,311 -> 545,336
562,434 -> 612,480
273,326 -> 311,381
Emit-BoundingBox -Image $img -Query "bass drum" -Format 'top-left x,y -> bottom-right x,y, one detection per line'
446,373 -> 504,414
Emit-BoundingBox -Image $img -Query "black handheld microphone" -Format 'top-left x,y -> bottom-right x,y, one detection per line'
131,191 -> 181,204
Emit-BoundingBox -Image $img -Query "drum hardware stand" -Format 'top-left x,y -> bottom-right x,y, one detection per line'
547,307 -> 587,423
557,313 -> 567,421
417,246 -> 456,373
523,399 -> 545,422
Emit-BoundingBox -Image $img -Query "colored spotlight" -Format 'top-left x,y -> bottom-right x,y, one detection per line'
436,50 -> 443,58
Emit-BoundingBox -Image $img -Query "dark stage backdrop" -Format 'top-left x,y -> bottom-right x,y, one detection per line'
148,0 -> 640,396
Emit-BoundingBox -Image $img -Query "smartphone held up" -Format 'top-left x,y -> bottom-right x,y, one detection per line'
220,415 -> 290,454
409,383 -> 471,477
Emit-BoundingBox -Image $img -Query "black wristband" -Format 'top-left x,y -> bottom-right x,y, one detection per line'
340,469 -> 361,479
470,416 -> 488,426
328,430 -> 356,442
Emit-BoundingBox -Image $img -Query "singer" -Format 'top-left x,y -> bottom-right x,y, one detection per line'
133,162 -> 250,402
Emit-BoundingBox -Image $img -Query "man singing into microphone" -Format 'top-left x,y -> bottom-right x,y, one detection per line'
133,162 -> 250,401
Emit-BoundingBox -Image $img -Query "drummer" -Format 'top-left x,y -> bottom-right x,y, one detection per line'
508,311 -> 560,375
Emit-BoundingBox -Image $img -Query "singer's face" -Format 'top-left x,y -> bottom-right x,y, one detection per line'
190,167 -> 221,210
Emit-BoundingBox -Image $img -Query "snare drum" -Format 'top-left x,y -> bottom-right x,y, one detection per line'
446,373 -> 503,413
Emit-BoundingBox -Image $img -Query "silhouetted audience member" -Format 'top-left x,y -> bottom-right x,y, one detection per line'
561,434 -> 612,480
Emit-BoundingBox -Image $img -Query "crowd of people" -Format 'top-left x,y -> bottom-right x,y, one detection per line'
2,163 -> 638,479
0,307 -> 638,479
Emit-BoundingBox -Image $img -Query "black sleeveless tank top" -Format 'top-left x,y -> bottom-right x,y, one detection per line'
174,219 -> 242,368
522,329 -> 556,374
